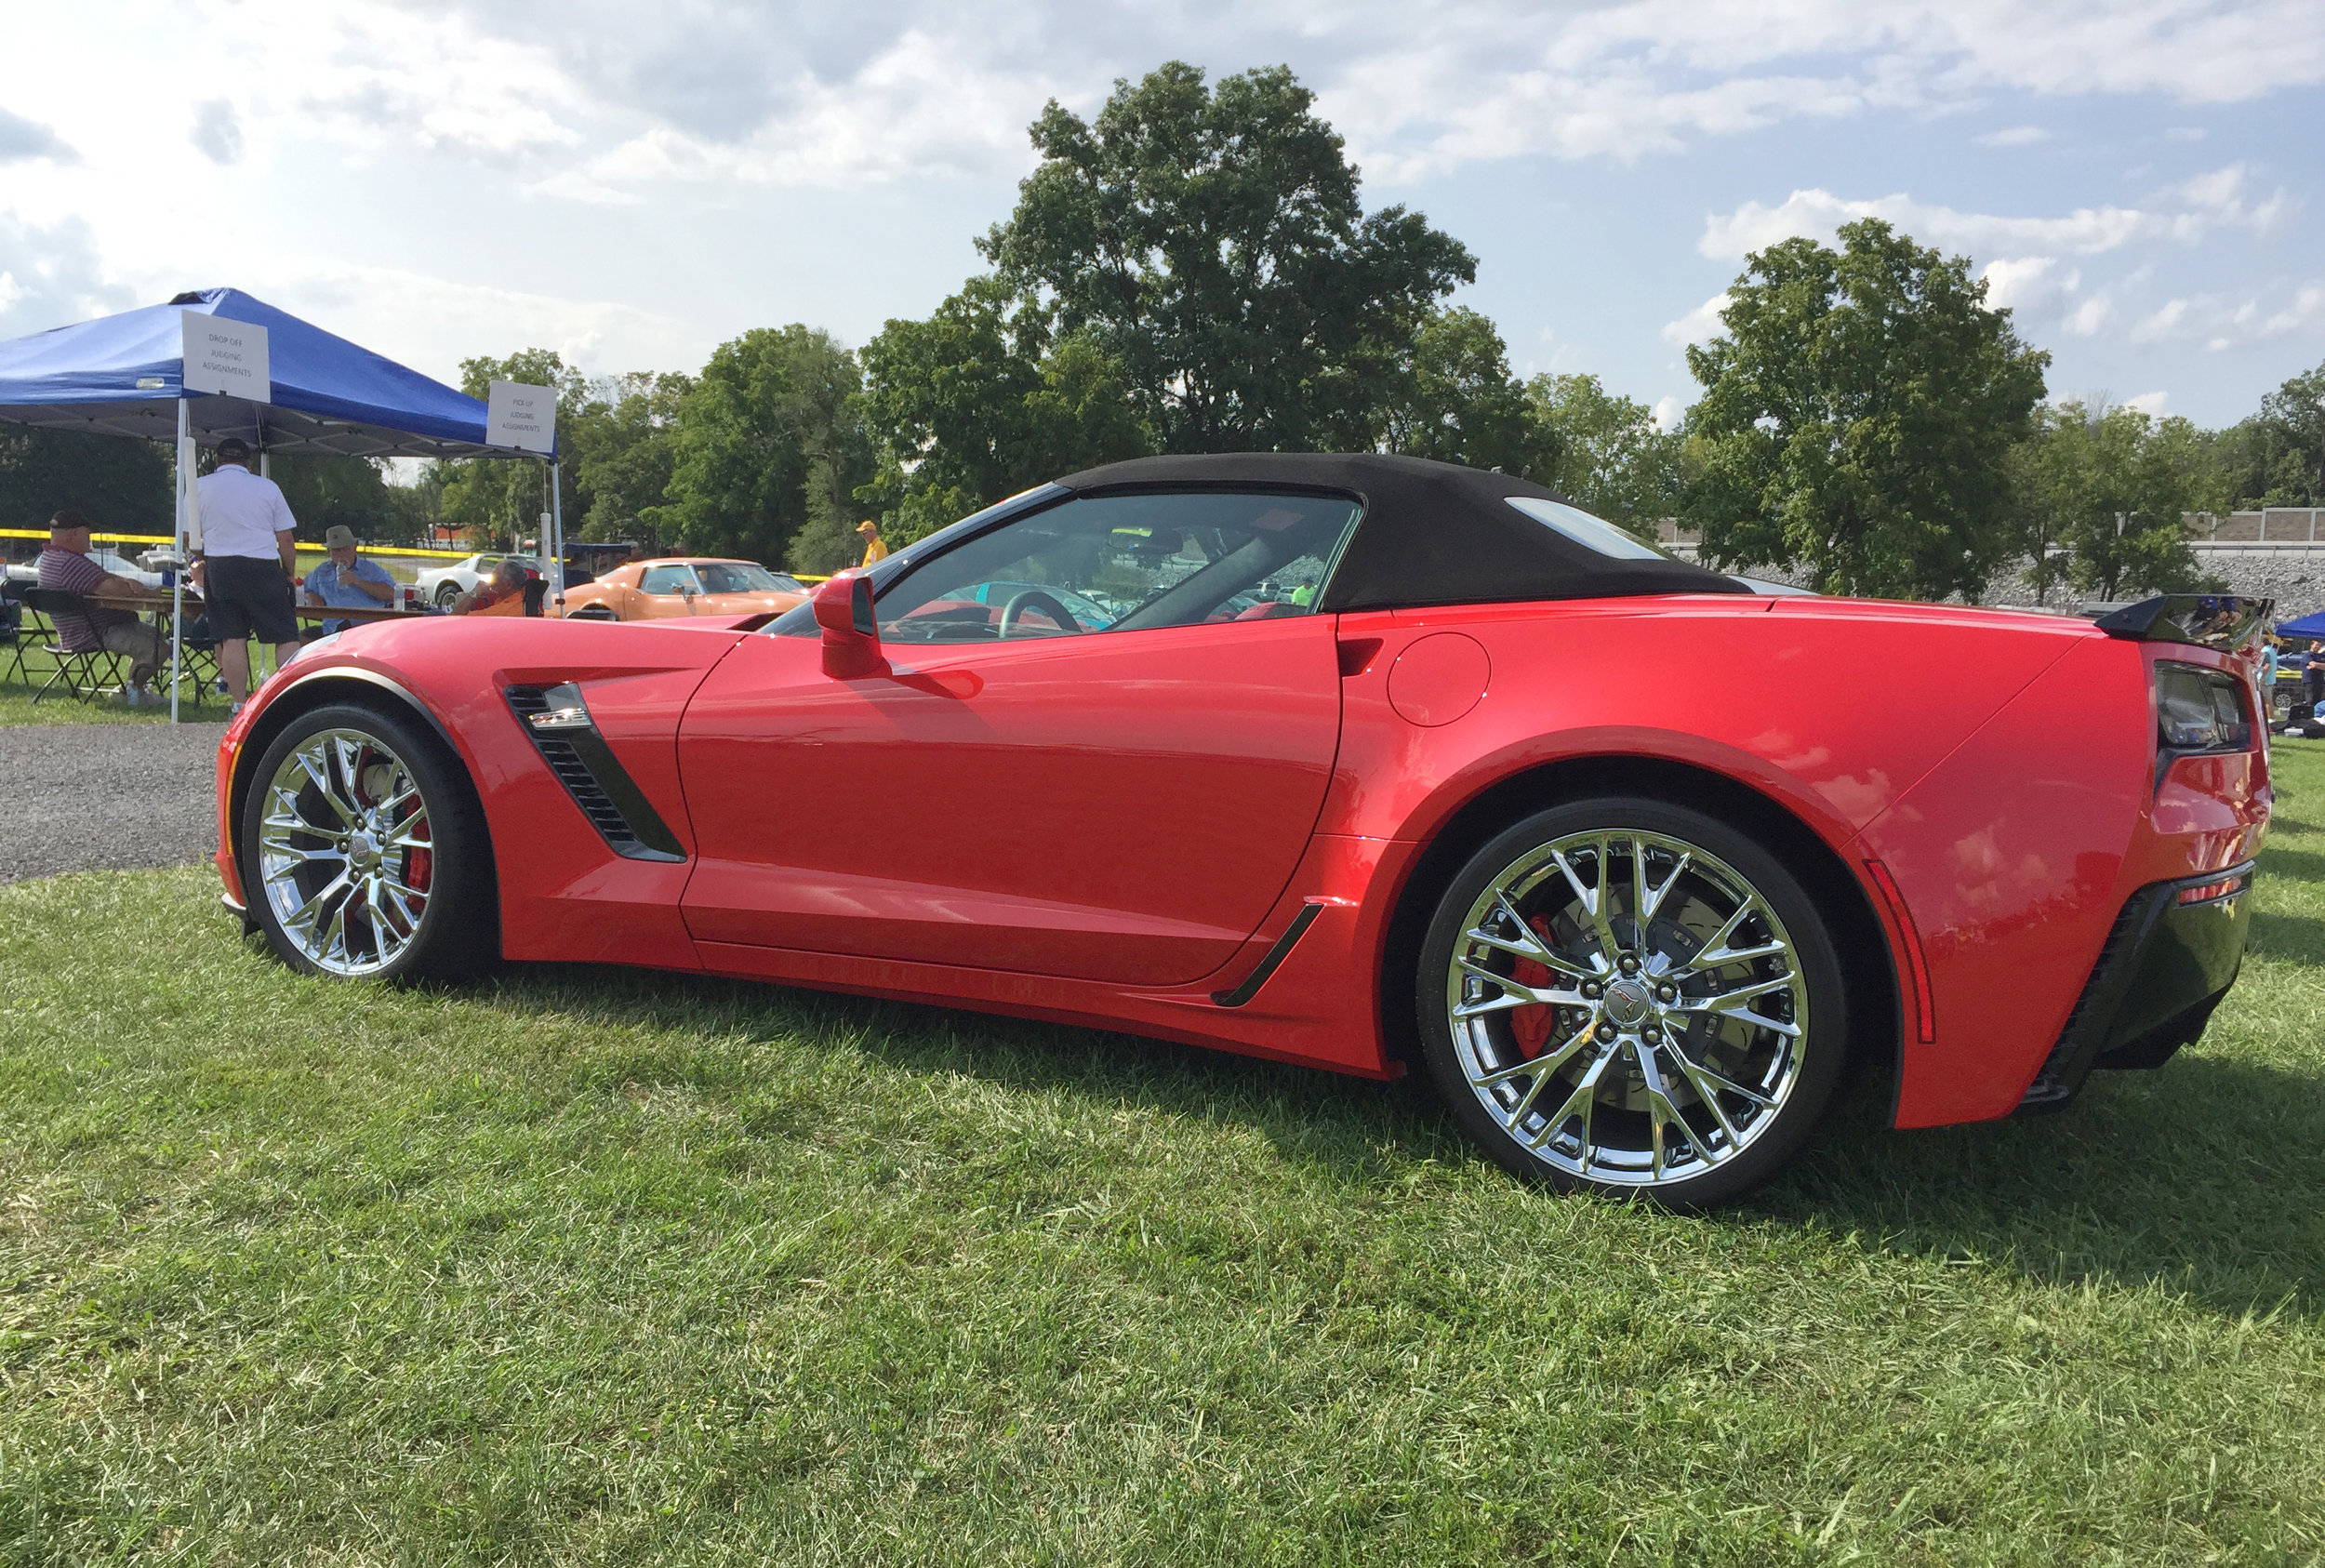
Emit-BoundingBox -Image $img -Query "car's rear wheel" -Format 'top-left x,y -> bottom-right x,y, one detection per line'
435,582 -> 461,608
1417,798 -> 1846,1207
240,702 -> 496,982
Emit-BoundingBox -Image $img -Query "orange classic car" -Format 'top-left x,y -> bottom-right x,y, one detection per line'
556,558 -> 808,621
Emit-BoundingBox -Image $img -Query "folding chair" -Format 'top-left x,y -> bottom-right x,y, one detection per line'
0,580 -> 29,685
20,587 -> 129,705
161,606 -> 222,704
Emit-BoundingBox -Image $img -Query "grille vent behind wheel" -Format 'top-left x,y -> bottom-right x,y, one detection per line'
2020,893 -> 2146,1110
503,685 -> 684,861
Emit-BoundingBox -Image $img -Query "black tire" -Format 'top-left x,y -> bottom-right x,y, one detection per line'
1415,797 -> 1847,1207
435,583 -> 461,608
239,701 -> 498,983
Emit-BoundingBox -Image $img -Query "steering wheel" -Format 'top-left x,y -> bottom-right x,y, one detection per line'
998,588 -> 1083,639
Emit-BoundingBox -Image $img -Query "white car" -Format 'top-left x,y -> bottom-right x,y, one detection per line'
411,552 -> 539,609
4,548 -> 166,591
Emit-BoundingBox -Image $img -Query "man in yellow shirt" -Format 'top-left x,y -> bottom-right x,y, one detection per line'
856,519 -> 889,566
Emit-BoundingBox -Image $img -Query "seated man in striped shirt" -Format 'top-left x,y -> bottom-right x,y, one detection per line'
36,510 -> 166,704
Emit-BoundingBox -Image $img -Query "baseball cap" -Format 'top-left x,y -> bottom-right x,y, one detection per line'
215,437 -> 252,462
323,525 -> 359,550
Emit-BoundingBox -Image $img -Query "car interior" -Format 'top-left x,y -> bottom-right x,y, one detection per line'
870,490 -> 1364,642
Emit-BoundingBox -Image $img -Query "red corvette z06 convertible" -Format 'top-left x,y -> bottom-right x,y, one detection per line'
214,454 -> 2271,1204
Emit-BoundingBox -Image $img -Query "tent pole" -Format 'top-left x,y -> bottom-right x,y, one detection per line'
549,458 -> 566,617
170,399 -> 187,724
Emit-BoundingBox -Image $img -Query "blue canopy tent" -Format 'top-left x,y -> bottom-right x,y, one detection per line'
2278,609 -> 2325,640
0,288 -> 561,719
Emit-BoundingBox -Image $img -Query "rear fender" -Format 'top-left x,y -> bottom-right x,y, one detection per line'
1859,634 -> 2154,1124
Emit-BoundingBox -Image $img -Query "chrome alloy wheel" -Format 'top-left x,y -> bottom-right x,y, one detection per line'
255,727 -> 435,977
1443,829 -> 1809,1188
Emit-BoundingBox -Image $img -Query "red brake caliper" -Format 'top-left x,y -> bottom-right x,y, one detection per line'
405,820 -> 432,895
1508,915 -> 1558,1058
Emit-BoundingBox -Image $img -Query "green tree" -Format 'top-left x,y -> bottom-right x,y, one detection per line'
382,464 -> 444,545
2212,357 -> 2325,506
0,426 -> 170,535
858,276 -> 1152,547
1682,218 -> 2051,600
566,371 -> 692,546
981,61 -> 1474,453
1526,372 -> 1681,535
1378,307 -> 1561,479
657,325 -> 870,571
2014,401 -> 2212,603
268,454 -> 403,543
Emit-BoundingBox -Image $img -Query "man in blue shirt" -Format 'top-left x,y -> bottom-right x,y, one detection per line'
301,525 -> 396,633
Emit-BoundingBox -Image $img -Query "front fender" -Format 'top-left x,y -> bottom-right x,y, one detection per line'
219,618 -> 753,970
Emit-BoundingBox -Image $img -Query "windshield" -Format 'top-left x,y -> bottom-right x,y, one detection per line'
1504,496 -> 1672,561
696,562 -> 790,593
870,490 -> 1362,643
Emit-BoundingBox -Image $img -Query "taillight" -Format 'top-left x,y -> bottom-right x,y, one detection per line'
2155,661 -> 2252,753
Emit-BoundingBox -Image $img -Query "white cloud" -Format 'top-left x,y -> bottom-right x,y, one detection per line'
0,209 -> 133,338
1980,256 -> 2075,312
2132,299 -> 2194,343
1662,292 -> 1731,345
0,106 -> 74,165
2063,293 -> 2118,337
193,257 -> 697,386
1652,394 -> 1682,432
2106,283 -> 2325,351
2123,390 -> 2170,415
539,29 -> 1068,196
1320,0 -> 2325,179
2264,285 -> 2325,337
1977,125 -> 2050,148
1697,166 -> 2282,263
191,100 -> 242,166
32,0 -> 2297,199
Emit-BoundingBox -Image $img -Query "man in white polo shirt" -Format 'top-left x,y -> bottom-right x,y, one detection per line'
194,437 -> 300,712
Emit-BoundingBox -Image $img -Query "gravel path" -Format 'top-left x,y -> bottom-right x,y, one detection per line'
0,724 -> 221,884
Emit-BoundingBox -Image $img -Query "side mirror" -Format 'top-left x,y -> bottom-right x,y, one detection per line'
813,570 -> 886,679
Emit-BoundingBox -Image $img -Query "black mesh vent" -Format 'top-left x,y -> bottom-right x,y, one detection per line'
505,685 -> 643,848
2021,895 -> 2146,1108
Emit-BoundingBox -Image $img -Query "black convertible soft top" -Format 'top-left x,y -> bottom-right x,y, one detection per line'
1053,452 -> 1747,610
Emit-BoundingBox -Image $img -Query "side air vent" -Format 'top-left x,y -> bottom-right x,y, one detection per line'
504,684 -> 685,862
2019,894 -> 2146,1110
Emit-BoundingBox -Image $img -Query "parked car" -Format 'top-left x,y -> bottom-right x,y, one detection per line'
554,558 -> 806,620
5,547 -> 166,591
412,553 -> 538,609
212,453 -> 2271,1205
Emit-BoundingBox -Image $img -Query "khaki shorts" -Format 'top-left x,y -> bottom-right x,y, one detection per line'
96,618 -> 166,674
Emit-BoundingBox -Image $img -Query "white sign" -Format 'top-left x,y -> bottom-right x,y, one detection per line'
180,313 -> 270,403
485,379 -> 557,454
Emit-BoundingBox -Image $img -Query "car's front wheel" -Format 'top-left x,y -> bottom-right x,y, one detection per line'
1417,798 -> 1846,1206
240,702 -> 497,982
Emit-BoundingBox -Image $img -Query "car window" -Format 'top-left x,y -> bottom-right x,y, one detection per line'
640,565 -> 697,594
1503,497 -> 1672,561
696,562 -> 787,593
872,491 -> 1362,644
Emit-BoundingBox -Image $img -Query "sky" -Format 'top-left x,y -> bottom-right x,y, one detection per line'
2,0 -> 2321,431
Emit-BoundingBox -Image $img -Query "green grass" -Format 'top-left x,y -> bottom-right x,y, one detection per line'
0,636 -> 231,726
4,750 -> 2324,1563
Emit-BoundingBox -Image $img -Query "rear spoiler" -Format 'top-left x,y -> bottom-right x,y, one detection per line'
2092,594 -> 2272,651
